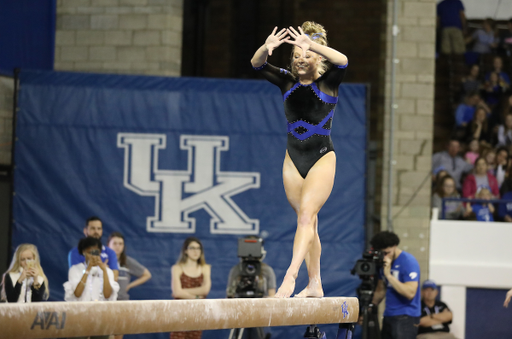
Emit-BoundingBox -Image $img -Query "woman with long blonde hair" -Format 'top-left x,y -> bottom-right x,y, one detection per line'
170,237 -> 211,339
1,243 -> 49,302
251,21 -> 348,298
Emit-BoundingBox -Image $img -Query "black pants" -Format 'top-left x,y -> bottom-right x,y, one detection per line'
381,315 -> 420,339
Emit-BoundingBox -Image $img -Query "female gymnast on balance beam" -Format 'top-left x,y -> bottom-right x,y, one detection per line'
251,21 -> 348,298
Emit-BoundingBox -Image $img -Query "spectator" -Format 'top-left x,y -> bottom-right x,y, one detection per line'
493,146 -> 509,187
466,18 -> 498,54
496,94 -> 512,126
64,237 -> 119,339
497,113 -> 512,147
463,107 -> 491,145
417,280 -> 458,339
454,92 -> 481,128
485,56 -> 511,86
485,148 -> 497,174
226,236 -> 276,339
462,156 -> 500,199
68,216 -> 119,281
171,237 -> 211,339
108,232 -> 151,301
466,187 -> 495,222
460,64 -> 482,99
108,232 -> 151,339
432,168 -> 449,191
432,139 -> 473,190
371,231 -> 421,339
432,175 -> 466,220
498,19 -> 512,56
437,0 -> 467,54
483,72 -> 509,108
498,165 -> 512,222
464,139 -> 480,165
1,244 -> 49,302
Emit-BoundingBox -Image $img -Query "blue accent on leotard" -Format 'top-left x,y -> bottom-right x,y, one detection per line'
287,110 -> 334,141
252,61 -> 268,70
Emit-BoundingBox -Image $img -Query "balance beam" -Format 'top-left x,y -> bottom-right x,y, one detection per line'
0,297 -> 359,338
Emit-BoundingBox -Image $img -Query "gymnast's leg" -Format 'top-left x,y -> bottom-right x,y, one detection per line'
295,216 -> 323,298
275,151 -> 336,298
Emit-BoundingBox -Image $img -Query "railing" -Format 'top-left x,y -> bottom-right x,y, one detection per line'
440,197 -> 512,220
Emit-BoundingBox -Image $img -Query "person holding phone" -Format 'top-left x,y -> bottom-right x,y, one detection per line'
64,237 -> 119,307
1,244 -> 49,302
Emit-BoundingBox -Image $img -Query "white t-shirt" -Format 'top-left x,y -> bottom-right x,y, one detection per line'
64,263 -> 119,302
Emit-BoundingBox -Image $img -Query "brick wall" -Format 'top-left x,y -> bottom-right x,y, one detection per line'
381,0 -> 436,280
54,0 -> 183,76
0,77 -> 13,165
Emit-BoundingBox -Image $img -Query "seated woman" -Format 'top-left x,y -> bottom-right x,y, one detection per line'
1,244 -> 49,302
497,113 -> 512,147
483,72 -> 509,109
462,107 -> 492,145
64,237 -> 119,339
460,64 -> 482,100
462,156 -> 500,199
432,175 -> 467,220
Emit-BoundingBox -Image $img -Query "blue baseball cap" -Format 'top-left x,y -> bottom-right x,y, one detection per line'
422,280 -> 437,289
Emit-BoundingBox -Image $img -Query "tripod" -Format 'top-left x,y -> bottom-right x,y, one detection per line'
359,290 -> 380,339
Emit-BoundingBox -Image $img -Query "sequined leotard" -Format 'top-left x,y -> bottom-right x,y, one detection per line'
256,62 -> 347,178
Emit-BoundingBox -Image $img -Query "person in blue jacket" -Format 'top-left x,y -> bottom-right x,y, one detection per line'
68,216 -> 119,281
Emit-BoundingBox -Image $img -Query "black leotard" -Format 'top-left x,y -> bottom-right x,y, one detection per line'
255,62 -> 347,178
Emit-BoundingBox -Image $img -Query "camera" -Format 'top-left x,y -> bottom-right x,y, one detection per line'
91,249 -> 101,256
234,237 -> 265,298
351,249 -> 384,278
351,249 -> 385,339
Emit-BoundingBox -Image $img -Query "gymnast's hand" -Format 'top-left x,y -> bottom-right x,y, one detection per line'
265,27 -> 289,56
286,26 -> 312,58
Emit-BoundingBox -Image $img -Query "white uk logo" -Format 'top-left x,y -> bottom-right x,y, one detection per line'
117,133 -> 260,234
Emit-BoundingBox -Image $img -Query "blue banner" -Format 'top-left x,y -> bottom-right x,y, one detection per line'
14,70 -> 367,339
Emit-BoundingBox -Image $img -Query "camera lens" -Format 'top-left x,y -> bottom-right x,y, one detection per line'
361,263 -> 370,272
245,264 -> 256,275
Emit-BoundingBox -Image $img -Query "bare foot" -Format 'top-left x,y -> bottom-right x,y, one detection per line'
294,277 -> 324,298
275,274 -> 296,298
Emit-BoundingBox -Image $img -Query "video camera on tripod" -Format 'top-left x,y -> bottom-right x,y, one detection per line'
234,237 -> 265,298
351,249 -> 385,339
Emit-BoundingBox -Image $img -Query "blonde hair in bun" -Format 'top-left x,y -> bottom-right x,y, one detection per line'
301,21 -> 328,47
290,21 -> 330,77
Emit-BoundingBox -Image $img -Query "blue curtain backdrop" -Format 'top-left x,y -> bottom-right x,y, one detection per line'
0,0 -> 56,76
13,70 -> 367,339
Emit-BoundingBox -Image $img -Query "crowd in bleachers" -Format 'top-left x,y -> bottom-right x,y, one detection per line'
433,1 -> 512,221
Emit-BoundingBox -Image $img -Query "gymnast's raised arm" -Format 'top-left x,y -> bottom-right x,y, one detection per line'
251,27 -> 289,68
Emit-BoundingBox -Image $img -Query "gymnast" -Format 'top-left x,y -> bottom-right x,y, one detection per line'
251,21 -> 348,298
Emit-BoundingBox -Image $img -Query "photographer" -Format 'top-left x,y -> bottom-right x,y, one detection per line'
226,236 -> 276,339
1,244 -> 49,302
64,237 -> 119,302
371,231 -> 421,339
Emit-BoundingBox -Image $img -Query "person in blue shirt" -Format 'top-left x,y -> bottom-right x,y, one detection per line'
68,216 -> 119,281
371,231 -> 421,339
466,187 -> 494,222
437,0 -> 466,54
499,177 -> 512,222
